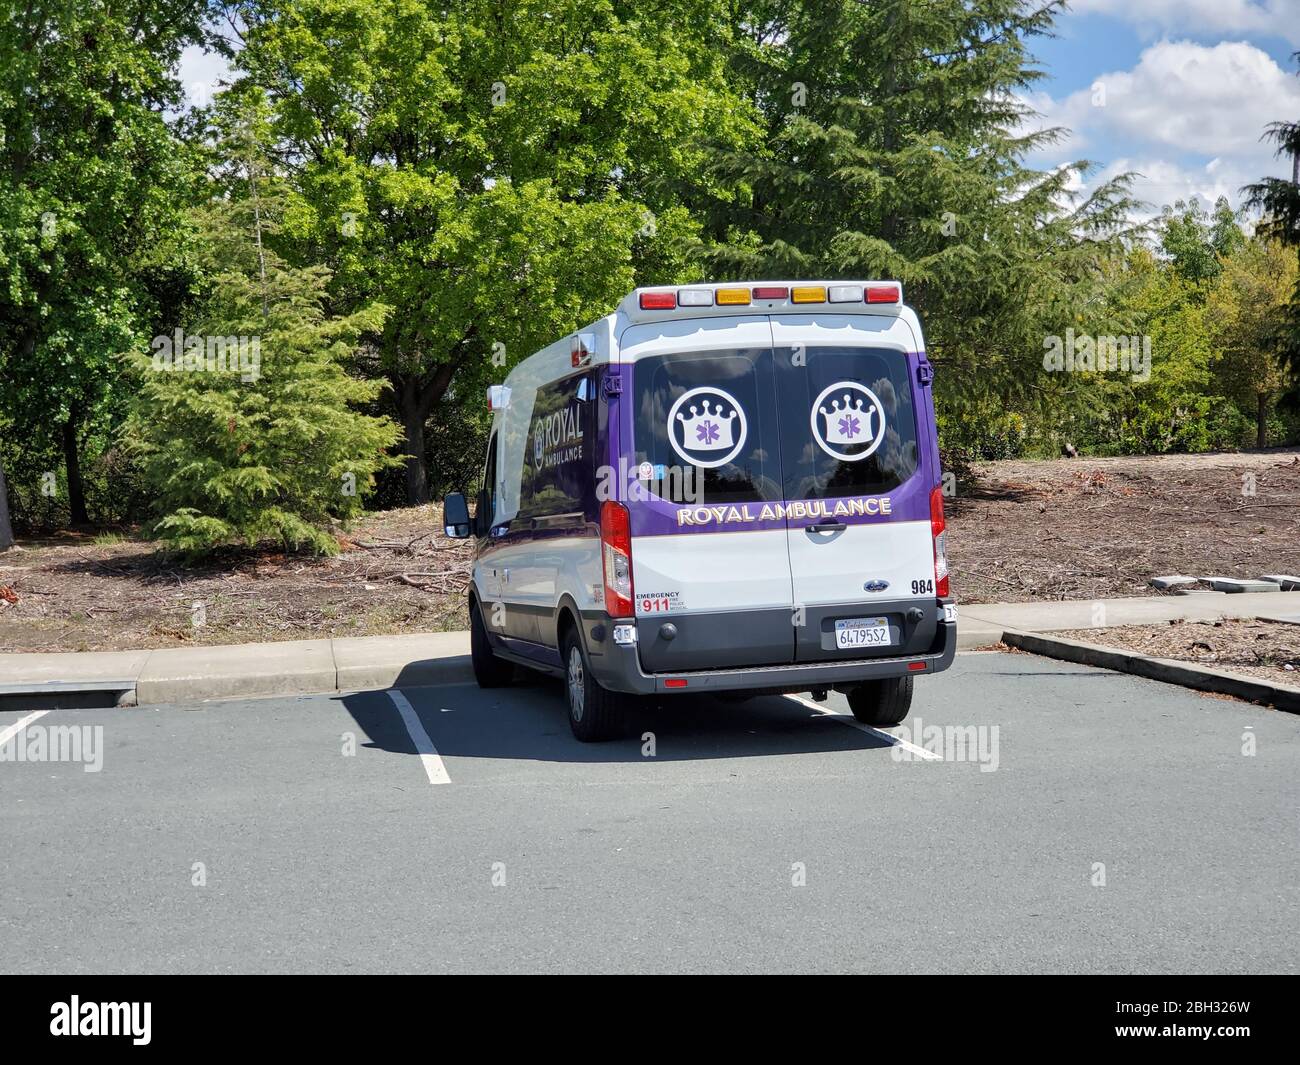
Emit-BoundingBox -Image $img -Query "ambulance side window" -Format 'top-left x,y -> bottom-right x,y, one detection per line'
520,372 -> 593,521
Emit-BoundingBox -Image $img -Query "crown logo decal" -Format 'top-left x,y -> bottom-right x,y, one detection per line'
677,399 -> 738,451
819,392 -> 877,445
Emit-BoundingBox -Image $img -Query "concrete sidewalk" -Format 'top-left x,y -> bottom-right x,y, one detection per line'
0,631 -> 470,706
2,590 -> 1298,706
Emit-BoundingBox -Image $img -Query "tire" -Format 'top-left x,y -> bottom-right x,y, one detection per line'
562,628 -> 623,742
847,675 -> 914,727
470,598 -> 514,689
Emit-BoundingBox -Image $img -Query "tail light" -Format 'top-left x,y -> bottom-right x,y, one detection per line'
929,485 -> 949,598
600,500 -> 634,616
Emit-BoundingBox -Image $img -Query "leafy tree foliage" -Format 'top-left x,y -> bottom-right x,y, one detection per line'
1244,51 -> 1300,393
128,93 -> 401,555
702,0 -> 1137,449
0,0 -> 211,524
1208,239 -> 1298,446
223,0 -> 756,502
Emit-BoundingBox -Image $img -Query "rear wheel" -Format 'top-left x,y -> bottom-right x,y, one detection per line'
847,675 -> 913,727
562,629 -> 623,742
470,599 -> 513,689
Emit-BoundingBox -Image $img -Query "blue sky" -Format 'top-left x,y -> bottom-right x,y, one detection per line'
1020,0 -> 1300,218
178,0 -> 1300,220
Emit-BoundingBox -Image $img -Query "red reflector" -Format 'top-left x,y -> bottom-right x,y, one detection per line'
664,678 -> 687,688
639,291 -> 676,310
752,286 -> 789,300
908,662 -> 926,672
865,284 -> 901,304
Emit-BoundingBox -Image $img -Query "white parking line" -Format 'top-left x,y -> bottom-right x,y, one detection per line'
0,710 -> 50,750
386,690 -> 451,786
786,695 -> 943,760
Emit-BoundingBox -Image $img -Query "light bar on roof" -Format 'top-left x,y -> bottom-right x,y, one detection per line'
639,290 -> 676,310
828,285 -> 863,303
677,288 -> 713,306
791,286 -> 826,303
715,287 -> 751,305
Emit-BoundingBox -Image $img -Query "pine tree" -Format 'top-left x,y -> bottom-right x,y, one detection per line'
703,0 -> 1136,454
128,92 -> 401,556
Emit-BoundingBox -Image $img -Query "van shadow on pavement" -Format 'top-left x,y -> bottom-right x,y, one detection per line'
340,668 -> 893,765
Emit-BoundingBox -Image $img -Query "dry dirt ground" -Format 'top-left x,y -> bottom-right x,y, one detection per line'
1052,618 -> 1300,689
0,449 -> 1297,654
948,448 -> 1300,603
0,507 -> 472,653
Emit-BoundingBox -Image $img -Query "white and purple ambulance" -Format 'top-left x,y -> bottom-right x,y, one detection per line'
443,281 -> 956,740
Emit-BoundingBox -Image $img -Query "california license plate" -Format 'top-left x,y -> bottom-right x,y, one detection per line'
834,617 -> 892,650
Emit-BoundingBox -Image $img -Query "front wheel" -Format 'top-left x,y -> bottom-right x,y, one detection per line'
847,675 -> 913,727
562,630 -> 623,742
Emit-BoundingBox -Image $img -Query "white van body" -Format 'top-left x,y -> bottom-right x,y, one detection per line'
448,281 -> 955,738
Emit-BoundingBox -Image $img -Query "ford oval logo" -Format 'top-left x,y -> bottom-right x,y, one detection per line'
863,579 -> 890,593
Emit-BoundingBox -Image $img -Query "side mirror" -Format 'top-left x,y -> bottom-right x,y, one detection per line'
443,492 -> 471,538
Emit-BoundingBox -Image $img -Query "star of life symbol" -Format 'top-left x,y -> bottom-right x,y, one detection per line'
811,381 -> 886,462
667,386 -> 748,469
821,392 -> 874,445
679,398 -> 736,451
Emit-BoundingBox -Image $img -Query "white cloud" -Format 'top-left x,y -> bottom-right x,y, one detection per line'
1091,40 -> 1300,156
1072,0 -> 1300,45
1019,41 -> 1300,212
1087,156 -> 1262,220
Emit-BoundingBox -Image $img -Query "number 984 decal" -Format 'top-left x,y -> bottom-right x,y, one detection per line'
910,578 -> 934,596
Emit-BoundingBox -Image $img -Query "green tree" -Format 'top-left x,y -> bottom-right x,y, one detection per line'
223,0 -> 754,503
128,93 -> 402,555
1154,195 -> 1249,286
701,0 -> 1136,455
1208,239 -> 1298,447
0,0 -> 210,525
1244,51 -> 1300,382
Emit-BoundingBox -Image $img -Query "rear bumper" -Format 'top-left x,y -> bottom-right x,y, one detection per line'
582,601 -> 957,695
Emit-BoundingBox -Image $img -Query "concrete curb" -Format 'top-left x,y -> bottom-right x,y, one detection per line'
4,609 -> 1297,710
1001,629 -> 1300,713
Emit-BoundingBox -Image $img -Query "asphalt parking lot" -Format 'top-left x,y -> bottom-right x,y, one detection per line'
1,651 -> 1297,974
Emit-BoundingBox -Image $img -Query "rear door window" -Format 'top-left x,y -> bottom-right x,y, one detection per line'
773,344 -> 919,500
631,348 -> 783,504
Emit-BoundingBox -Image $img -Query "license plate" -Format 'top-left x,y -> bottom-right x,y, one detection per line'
834,617 -> 892,650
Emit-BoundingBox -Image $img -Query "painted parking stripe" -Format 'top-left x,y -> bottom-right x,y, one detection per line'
0,710 -> 50,751
386,690 -> 451,786
786,695 -> 942,761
